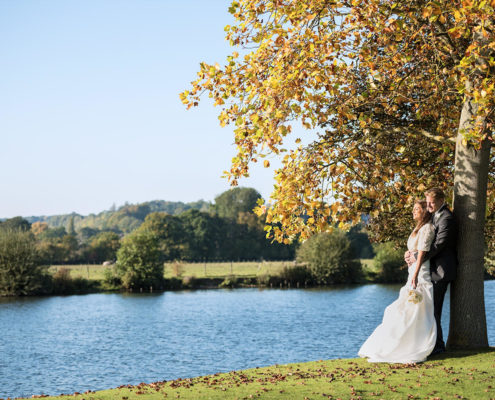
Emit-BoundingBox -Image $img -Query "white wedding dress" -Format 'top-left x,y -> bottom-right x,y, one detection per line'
358,223 -> 437,363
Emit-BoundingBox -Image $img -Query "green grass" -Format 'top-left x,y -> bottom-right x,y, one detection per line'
48,261 -> 293,281
360,258 -> 375,271
48,264 -> 109,281
361,258 -> 380,281
28,349 -> 495,399
163,260 -> 291,279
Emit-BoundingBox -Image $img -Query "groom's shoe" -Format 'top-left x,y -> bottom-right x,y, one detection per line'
430,346 -> 446,356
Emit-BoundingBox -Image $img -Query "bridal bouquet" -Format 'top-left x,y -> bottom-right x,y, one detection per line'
407,288 -> 423,304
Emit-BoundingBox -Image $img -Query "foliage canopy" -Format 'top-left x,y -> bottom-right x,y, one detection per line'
115,230 -> 164,290
183,0 -> 494,246
213,187 -> 262,220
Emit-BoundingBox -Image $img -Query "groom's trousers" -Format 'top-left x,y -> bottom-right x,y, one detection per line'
433,280 -> 449,349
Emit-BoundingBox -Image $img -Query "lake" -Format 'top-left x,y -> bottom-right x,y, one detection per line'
1,281 -> 494,399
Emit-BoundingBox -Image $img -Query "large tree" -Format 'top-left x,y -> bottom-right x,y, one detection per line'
183,0 -> 494,348
0,228 -> 47,296
115,230 -> 163,290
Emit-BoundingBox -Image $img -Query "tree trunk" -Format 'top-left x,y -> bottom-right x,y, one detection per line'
448,93 -> 491,349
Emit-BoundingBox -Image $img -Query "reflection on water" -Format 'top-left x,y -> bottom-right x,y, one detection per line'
0,282 -> 493,399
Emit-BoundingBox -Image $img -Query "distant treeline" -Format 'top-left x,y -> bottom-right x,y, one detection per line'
0,187 -> 380,296
2,188 -> 492,297
1,188 -> 303,265
23,199 -> 211,234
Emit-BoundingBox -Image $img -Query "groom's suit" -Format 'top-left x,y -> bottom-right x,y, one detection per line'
424,204 -> 458,351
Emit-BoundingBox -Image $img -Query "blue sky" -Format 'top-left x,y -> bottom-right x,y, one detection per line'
0,0 -> 294,218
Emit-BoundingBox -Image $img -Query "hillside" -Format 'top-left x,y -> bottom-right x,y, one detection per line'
24,200 -> 211,234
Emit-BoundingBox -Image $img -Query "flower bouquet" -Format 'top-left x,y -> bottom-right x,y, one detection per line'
407,288 -> 423,304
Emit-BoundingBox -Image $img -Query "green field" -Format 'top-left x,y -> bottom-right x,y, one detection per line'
163,260 -> 292,279
28,349 -> 495,399
49,260 -> 378,284
49,261 -> 293,281
49,264 -> 109,281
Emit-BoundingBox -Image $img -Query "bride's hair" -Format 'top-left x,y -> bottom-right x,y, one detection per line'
412,200 -> 432,236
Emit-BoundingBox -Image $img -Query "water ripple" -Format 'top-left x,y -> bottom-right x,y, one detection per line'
0,282 -> 493,398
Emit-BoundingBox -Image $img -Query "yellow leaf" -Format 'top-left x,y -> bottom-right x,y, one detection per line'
422,7 -> 432,18
264,160 -> 270,168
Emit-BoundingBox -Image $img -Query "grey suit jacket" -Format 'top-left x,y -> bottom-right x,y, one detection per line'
424,204 -> 458,282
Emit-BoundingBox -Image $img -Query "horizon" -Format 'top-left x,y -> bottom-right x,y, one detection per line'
0,186 -> 266,220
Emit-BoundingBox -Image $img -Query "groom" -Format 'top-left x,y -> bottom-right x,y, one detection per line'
406,187 -> 457,354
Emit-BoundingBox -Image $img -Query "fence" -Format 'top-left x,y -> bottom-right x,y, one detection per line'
50,260 -> 297,280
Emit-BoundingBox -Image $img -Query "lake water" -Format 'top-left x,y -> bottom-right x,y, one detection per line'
1,281 -> 494,399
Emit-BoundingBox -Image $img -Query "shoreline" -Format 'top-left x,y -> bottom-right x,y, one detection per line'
2,273 -> 494,297
15,348 -> 495,400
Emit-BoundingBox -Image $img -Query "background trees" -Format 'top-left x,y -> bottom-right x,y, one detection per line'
26,200 -> 210,234
183,0 -> 494,349
35,226 -> 77,264
0,189 -> 294,268
296,230 -> 362,284
116,188 -> 296,262
20,191 -> 296,262
85,231 -> 121,263
0,228 -> 47,296
138,213 -> 186,261
0,216 -> 31,232
115,230 -> 163,290
179,209 -> 224,260
372,242 -> 407,283
213,187 -> 262,220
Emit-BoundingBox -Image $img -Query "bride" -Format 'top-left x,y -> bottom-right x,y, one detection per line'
358,199 -> 437,363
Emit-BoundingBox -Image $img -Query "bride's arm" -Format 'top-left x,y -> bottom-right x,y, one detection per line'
412,250 -> 426,289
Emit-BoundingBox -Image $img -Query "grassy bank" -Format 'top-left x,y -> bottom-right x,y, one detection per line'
46,261 -> 492,294
28,349 -> 495,399
47,260 -> 379,293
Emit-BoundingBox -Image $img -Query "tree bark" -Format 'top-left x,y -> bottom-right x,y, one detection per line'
448,92 -> 491,349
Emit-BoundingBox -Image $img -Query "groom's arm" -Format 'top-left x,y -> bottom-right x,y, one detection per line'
404,250 -> 415,265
